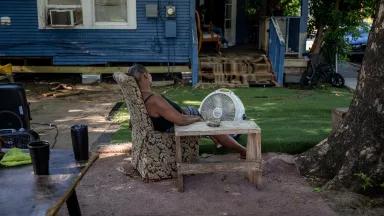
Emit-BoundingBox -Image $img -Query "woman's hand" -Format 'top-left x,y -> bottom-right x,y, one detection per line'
179,115 -> 202,126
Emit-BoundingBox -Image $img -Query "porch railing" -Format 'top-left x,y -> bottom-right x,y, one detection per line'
191,10 -> 199,86
268,17 -> 286,85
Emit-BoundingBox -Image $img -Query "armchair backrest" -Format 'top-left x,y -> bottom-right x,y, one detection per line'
113,73 -> 154,134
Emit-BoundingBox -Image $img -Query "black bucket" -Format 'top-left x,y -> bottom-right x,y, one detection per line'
28,141 -> 50,175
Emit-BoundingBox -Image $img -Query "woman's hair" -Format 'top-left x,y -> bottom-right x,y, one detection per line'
128,64 -> 147,81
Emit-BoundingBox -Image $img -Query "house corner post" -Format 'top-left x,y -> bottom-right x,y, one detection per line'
299,0 -> 309,57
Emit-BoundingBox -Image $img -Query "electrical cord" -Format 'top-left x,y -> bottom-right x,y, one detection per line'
31,122 -> 59,149
0,112 -> 58,148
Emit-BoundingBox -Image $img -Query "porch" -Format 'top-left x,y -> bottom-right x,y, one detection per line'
191,0 -> 309,86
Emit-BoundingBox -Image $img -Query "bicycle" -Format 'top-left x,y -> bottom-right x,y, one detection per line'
300,54 -> 345,88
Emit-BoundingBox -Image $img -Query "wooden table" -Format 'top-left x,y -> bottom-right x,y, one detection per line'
175,120 -> 262,192
0,149 -> 98,216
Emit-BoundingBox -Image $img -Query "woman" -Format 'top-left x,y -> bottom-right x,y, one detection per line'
128,64 -> 246,158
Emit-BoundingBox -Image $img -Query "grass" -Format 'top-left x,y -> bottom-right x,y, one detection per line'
111,85 -> 353,154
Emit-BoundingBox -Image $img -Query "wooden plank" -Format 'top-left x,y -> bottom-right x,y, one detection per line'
246,133 -> 262,188
151,80 -> 174,87
284,58 -> 307,67
46,154 -> 99,216
255,133 -> 262,187
178,161 -> 261,175
12,66 -> 190,74
175,136 -> 184,192
194,82 -> 249,88
175,121 -> 260,137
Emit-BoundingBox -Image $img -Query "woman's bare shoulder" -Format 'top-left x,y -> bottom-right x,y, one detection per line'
146,94 -> 164,105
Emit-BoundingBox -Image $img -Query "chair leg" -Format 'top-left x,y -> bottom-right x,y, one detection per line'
175,136 -> 184,192
246,133 -> 262,188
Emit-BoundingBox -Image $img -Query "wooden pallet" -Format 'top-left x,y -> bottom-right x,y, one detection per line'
199,55 -> 275,87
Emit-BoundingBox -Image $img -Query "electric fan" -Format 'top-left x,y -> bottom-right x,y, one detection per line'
198,89 -> 246,122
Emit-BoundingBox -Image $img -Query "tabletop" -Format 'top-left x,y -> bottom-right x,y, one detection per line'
175,120 -> 260,137
0,149 -> 97,216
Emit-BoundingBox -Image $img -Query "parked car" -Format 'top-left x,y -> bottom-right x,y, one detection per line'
345,24 -> 371,61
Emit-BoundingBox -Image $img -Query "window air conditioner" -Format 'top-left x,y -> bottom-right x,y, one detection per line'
48,9 -> 82,27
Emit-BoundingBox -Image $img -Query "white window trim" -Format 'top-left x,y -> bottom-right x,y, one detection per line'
37,0 -> 137,29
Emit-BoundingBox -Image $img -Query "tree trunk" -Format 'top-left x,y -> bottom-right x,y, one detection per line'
296,0 -> 384,194
310,26 -> 325,54
310,0 -> 341,55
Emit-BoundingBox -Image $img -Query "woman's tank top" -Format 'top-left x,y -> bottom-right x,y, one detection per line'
144,94 -> 183,132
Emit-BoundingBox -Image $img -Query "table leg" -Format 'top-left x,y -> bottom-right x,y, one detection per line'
66,189 -> 81,216
175,136 -> 184,192
246,133 -> 262,188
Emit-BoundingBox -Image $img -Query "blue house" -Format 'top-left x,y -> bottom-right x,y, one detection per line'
0,0 -> 309,85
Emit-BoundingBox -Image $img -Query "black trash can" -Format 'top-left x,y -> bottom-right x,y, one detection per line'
70,124 -> 89,162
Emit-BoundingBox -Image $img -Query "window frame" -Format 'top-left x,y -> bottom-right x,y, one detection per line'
37,0 -> 137,30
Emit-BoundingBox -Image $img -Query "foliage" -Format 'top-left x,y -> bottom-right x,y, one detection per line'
245,0 -> 263,16
309,0 -> 376,61
111,106 -> 130,124
281,0 -> 301,16
111,86 -> 352,154
313,187 -> 322,192
245,0 -> 301,17
354,173 -> 374,191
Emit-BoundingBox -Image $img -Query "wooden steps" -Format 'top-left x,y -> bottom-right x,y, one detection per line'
199,54 -> 275,87
284,57 -> 308,83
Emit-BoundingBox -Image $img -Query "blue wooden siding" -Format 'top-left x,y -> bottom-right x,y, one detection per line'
0,0 -> 193,65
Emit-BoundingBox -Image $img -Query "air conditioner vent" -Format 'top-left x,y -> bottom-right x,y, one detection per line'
48,9 -> 82,27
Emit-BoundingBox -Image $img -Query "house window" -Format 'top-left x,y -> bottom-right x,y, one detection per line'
37,0 -> 136,29
95,0 -> 128,23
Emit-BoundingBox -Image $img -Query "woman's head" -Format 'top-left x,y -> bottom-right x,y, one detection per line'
128,64 -> 152,87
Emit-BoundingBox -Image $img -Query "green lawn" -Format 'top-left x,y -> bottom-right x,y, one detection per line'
111,86 -> 353,154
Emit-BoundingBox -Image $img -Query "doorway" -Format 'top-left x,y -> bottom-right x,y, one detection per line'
196,0 -> 237,46
224,0 -> 237,46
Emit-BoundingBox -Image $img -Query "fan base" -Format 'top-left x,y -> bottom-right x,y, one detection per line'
206,121 -> 221,127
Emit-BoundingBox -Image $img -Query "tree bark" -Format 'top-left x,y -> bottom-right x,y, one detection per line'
310,26 -> 325,54
296,0 -> 384,194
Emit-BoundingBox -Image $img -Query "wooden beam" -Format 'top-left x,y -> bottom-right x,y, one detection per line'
178,161 -> 261,175
12,66 -> 190,74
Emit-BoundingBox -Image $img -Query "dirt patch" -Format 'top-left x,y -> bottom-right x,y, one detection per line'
25,82 -> 121,149
72,153 -> 336,216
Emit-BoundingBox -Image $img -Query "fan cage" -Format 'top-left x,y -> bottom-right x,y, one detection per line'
198,89 -> 245,121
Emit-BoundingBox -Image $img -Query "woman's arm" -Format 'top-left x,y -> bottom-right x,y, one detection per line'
150,95 -> 201,126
